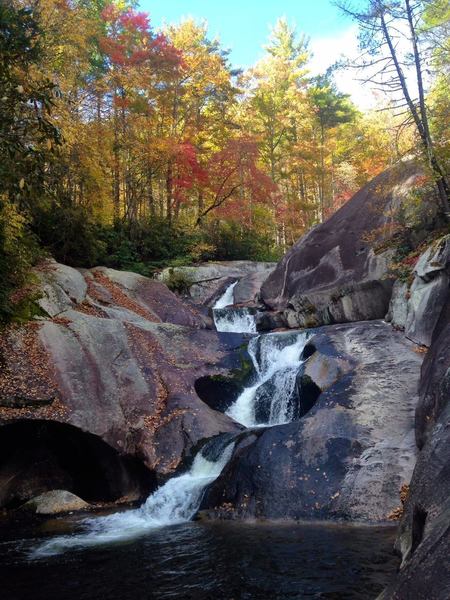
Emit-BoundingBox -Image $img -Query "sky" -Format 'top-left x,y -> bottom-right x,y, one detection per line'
138,0 -> 379,108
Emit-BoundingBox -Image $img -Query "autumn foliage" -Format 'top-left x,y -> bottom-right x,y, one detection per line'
2,0 -> 446,319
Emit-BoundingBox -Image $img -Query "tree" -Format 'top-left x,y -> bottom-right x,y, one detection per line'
308,76 -> 356,220
0,1 -> 60,211
197,138 -> 276,224
337,0 -> 449,214
242,18 -> 310,247
0,1 -> 60,320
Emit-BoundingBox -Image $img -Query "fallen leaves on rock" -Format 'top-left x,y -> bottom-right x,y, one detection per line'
88,271 -> 160,322
388,483 -> 410,520
0,323 -> 63,419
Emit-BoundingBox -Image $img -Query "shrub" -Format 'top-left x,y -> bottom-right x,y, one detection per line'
0,201 -> 40,324
162,269 -> 193,294
205,221 -> 281,262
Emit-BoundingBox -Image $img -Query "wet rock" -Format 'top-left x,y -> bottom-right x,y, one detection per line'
300,337 -> 353,392
255,310 -> 287,331
261,162 -> 428,328
201,321 -> 423,522
380,300 -> 450,600
0,420 -> 156,509
20,490 -> 89,515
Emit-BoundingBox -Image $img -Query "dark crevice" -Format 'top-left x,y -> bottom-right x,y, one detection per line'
411,505 -> 427,555
295,373 -> 321,418
301,342 -> 317,361
0,420 -> 156,509
195,375 -> 243,413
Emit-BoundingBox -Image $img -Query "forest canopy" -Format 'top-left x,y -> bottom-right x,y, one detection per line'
0,0 -> 449,322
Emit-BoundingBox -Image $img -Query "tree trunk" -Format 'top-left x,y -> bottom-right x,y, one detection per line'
381,6 -> 449,214
166,161 -> 173,225
113,101 -> 120,223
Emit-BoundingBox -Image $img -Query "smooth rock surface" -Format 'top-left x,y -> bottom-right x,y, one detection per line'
385,280 -> 409,330
158,261 -> 275,305
21,490 -> 89,514
380,299 -> 450,600
201,321 -> 423,522
260,162 -> 425,328
0,262 -> 245,493
404,235 -> 450,347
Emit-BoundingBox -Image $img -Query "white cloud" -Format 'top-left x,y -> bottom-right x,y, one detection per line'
309,26 -> 380,109
308,23 -> 420,112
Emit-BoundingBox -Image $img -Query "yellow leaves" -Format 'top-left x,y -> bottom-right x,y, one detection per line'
19,178 -> 25,190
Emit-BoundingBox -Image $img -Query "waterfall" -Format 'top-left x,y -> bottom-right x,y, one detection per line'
213,282 -> 257,333
213,281 -> 237,309
226,332 -> 309,427
31,438 -> 235,558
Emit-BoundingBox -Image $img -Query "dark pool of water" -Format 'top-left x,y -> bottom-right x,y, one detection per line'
0,517 -> 399,600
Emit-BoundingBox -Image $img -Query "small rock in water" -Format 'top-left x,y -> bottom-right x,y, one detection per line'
19,490 -> 89,515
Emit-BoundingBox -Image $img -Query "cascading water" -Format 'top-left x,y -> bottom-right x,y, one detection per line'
213,281 -> 237,309
226,332 -> 309,427
31,284 -> 308,560
31,437 -> 235,558
213,282 -> 257,333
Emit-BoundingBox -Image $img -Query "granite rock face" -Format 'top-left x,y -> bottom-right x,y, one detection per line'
37,261 -> 210,329
201,321 -> 423,522
405,235 -> 450,347
380,300 -> 450,600
385,234 -> 450,348
157,261 -> 275,306
0,262 -> 245,508
260,162 -> 424,329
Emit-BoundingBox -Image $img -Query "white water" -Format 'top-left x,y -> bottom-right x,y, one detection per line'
31,441 -> 234,558
226,332 -> 309,427
30,284 -> 307,559
213,281 -> 237,309
213,282 -> 257,333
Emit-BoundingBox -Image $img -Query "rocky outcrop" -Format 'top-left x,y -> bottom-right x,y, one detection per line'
157,261 -> 276,305
201,321 -> 423,522
0,261 -> 246,508
20,490 -> 89,515
386,234 -> 450,347
260,162 -> 426,329
38,261 -> 210,328
380,297 -> 450,600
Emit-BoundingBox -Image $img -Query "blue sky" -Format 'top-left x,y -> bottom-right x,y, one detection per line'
138,1 -> 379,108
139,0 -> 358,68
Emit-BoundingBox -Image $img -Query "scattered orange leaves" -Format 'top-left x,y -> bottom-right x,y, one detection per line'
388,483 -> 410,521
88,271 -> 160,322
0,322 -> 66,421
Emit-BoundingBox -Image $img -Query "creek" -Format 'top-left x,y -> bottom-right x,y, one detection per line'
2,282 -> 400,599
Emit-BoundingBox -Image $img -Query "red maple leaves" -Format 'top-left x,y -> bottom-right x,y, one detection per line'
100,4 -> 181,69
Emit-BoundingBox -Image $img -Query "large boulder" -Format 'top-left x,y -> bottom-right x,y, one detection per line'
20,490 -> 89,515
260,162 -> 426,329
36,261 -> 210,329
0,262 -> 246,508
380,300 -> 450,600
157,261 -> 276,305
200,321 -> 423,522
385,234 -> 450,347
